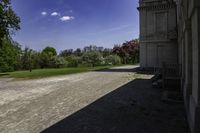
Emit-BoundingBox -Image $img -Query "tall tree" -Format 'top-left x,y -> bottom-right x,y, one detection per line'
74,48 -> 82,56
0,0 -> 20,46
42,46 -> 57,57
0,37 -> 22,72
40,46 -> 57,68
21,47 -> 33,71
60,49 -> 73,57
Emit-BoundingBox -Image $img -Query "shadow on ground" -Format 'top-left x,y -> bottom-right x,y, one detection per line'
96,67 -> 154,75
41,71 -> 188,133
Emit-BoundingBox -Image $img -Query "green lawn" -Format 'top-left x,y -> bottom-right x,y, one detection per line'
0,66 -> 115,79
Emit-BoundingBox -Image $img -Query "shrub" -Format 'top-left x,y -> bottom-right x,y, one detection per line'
51,56 -> 68,68
81,51 -> 103,67
66,55 -> 81,67
105,55 -> 121,65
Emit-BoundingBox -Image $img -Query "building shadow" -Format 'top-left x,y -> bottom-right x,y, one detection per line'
41,77 -> 188,133
96,67 -> 154,75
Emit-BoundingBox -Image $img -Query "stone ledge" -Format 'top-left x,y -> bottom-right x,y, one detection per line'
140,39 -> 175,43
138,3 -> 176,11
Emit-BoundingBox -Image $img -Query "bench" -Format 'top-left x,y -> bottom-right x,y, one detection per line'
162,62 -> 181,91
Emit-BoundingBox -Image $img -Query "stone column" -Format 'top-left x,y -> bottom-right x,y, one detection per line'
184,20 -> 193,112
138,2 -> 147,68
188,0 -> 200,132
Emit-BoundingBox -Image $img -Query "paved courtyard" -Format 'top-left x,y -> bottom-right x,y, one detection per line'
0,66 -> 188,133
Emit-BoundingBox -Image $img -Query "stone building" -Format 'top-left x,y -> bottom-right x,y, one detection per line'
138,0 -> 178,68
176,0 -> 200,132
138,0 -> 200,133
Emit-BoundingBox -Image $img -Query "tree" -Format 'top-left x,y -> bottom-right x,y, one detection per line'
60,49 -> 73,57
102,48 -> 112,57
66,55 -> 81,67
105,55 -> 121,65
21,47 -> 33,71
52,56 -> 68,68
82,51 -> 103,67
31,51 -> 41,69
74,48 -> 82,56
42,46 -> 57,56
0,37 -> 21,72
83,45 -> 101,52
112,39 -> 139,64
0,0 -> 20,46
39,52 -> 50,68
113,45 -> 126,63
39,46 -> 57,68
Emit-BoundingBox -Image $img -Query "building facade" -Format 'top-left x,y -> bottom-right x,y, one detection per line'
176,0 -> 200,133
138,0 -> 178,68
138,0 -> 200,133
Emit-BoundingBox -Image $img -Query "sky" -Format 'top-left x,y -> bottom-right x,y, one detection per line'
11,0 -> 139,52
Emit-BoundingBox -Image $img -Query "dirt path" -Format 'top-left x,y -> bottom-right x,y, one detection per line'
0,65 -> 144,133
0,65 -> 189,133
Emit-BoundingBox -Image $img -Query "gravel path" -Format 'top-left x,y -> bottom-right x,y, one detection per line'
0,66 -> 142,133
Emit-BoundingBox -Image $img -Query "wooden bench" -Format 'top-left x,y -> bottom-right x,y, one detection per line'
162,62 -> 181,91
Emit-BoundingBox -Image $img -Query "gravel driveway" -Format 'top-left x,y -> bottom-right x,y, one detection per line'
0,65 -> 142,133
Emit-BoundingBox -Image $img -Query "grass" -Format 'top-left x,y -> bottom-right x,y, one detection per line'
0,66 -> 118,79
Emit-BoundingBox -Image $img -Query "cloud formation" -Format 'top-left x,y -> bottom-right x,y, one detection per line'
41,11 -> 47,16
40,11 -> 74,22
51,12 -> 60,16
60,16 -> 74,22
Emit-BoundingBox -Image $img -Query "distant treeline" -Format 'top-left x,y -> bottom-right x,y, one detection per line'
0,0 -> 139,73
0,38 -> 139,72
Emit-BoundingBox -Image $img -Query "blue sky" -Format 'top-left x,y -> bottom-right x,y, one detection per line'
11,0 -> 139,52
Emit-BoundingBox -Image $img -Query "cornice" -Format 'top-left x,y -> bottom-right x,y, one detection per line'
138,3 -> 176,11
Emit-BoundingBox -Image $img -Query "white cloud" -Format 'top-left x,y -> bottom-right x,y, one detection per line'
60,16 -> 74,22
51,12 -> 60,16
41,11 -> 47,16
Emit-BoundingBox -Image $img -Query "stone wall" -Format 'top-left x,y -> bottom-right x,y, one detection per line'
138,0 -> 178,68
138,0 -> 200,132
177,0 -> 200,132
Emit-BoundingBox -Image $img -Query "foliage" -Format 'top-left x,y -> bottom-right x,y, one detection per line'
83,45 -> 104,53
105,55 -> 121,65
52,56 -> 68,68
73,48 -> 82,56
31,51 -> 41,69
0,0 -> 140,74
39,52 -> 51,68
21,47 -> 33,71
82,51 -> 103,67
102,48 -> 112,57
38,47 -> 57,68
66,55 -> 81,67
42,46 -> 57,57
0,0 -> 20,45
113,39 -> 139,64
60,49 -> 73,57
0,37 -> 21,72
0,34 -> 139,72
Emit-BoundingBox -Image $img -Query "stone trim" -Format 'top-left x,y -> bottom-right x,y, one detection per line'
138,3 -> 176,11
140,40 -> 174,43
